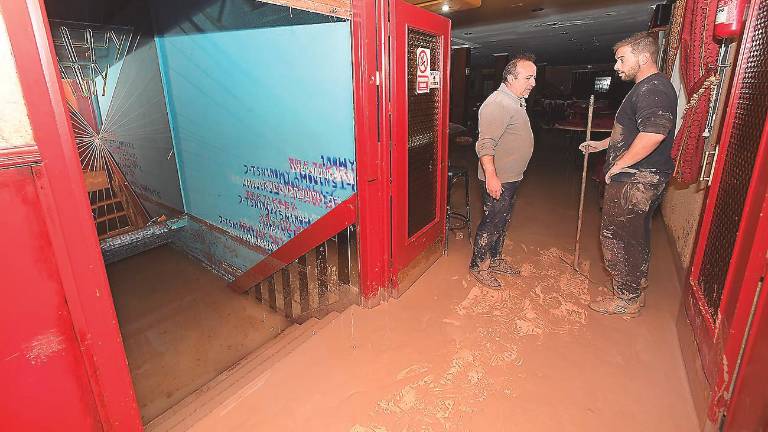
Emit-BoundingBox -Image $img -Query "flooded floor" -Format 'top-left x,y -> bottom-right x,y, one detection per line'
143,129 -> 698,431
106,245 -> 291,423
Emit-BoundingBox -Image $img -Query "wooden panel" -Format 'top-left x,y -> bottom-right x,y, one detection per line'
258,0 -> 351,18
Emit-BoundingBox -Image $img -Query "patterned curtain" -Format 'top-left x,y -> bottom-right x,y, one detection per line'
670,0 -> 721,184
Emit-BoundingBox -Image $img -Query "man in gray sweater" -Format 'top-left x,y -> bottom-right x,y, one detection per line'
470,54 -> 537,288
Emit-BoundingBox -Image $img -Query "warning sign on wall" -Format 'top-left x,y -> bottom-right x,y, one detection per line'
416,47 -> 430,94
429,71 -> 440,89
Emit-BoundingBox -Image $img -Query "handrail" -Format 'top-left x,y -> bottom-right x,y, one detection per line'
228,194 -> 357,293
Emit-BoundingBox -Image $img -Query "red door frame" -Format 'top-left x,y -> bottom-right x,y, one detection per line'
684,0 -> 768,422
351,0 -> 393,304
389,0 -> 451,276
722,188 -> 768,431
2,0 -> 141,429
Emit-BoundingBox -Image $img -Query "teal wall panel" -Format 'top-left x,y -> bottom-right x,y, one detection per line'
154,18 -> 356,257
104,35 -> 184,217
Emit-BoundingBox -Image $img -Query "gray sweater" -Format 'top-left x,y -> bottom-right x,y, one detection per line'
475,84 -> 534,183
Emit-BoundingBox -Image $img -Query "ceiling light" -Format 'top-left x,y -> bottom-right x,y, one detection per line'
560,31 -> 568,35
442,4 -> 450,12
532,19 -> 594,28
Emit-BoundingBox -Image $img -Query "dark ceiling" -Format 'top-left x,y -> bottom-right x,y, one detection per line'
442,0 -> 661,67
43,0 -> 662,67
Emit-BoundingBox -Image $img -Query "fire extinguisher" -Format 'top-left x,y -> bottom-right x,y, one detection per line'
714,0 -> 749,39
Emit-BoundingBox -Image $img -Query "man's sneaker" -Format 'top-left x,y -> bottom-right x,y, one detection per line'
589,296 -> 641,317
489,258 -> 521,276
470,269 -> 502,289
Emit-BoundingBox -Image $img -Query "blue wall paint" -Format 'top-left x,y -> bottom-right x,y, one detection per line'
95,58 -> 124,126
155,21 -> 356,256
104,36 -> 184,217
172,217 -> 265,281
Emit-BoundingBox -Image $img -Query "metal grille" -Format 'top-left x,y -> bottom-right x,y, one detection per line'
407,29 -> 441,237
699,2 -> 768,318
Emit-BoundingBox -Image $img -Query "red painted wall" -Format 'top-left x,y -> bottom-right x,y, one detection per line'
2,0 -> 141,429
0,167 -> 100,431
724,263 -> 768,431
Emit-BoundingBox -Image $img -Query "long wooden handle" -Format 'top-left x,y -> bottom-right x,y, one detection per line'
574,95 -> 595,269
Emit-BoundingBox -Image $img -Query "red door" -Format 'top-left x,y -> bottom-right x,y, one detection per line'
0,167 -> 102,431
685,0 -> 768,423
389,0 -> 450,295
722,201 -> 768,431
2,0 -> 141,429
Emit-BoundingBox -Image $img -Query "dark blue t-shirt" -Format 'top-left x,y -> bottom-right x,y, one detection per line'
605,72 -> 678,184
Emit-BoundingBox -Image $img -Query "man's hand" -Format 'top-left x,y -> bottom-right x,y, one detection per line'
579,140 -> 607,154
605,166 -> 638,184
485,175 -> 502,199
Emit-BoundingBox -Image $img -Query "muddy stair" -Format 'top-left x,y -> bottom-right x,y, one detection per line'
246,226 -> 360,323
146,311 -> 340,431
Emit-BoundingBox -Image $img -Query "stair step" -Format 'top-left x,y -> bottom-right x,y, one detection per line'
146,313 -> 340,432
92,197 -> 121,208
95,211 -> 127,224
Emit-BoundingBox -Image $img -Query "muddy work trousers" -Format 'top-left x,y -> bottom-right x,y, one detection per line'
469,181 -> 520,270
600,181 -> 666,300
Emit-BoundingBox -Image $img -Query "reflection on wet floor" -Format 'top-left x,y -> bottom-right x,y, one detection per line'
106,245 -> 290,423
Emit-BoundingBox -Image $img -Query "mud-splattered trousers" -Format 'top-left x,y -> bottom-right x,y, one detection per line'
600,180 -> 666,300
469,181 -> 520,270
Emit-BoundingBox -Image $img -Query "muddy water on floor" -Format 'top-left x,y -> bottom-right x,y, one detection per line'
185,130 -> 698,431
106,245 -> 290,423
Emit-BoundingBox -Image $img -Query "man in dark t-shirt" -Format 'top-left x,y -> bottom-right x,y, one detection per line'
579,32 -> 678,317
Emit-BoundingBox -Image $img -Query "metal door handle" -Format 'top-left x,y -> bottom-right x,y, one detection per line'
699,145 -> 720,185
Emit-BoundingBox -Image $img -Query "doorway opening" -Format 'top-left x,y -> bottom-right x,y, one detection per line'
43,0 -> 361,423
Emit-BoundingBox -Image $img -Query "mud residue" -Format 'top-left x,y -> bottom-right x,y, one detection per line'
359,248 -> 591,430
374,350 -> 490,430
457,248 -> 590,334
632,170 -> 661,185
609,123 -> 624,145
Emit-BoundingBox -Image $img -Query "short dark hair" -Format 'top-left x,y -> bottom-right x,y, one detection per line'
503,53 -> 536,82
614,32 -> 659,62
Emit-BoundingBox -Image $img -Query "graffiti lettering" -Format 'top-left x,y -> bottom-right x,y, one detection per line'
288,157 -> 356,185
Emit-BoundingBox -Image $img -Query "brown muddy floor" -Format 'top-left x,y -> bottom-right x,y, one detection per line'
106,246 -> 290,423
181,129 -> 699,431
